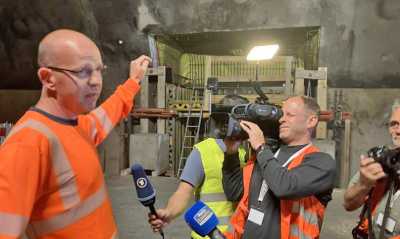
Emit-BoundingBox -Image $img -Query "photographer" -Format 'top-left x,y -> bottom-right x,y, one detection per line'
344,100 -> 400,238
223,96 -> 336,239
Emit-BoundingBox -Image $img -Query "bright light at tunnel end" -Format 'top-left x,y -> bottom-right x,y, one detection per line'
246,44 -> 280,61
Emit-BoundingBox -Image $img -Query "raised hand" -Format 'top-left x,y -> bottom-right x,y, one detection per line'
130,55 -> 152,83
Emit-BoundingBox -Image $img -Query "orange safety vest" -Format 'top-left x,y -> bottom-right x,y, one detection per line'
356,179 -> 400,239
226,145 -> 325,239
0,79 -> 140,239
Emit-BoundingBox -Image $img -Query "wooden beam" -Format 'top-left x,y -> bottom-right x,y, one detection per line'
295,68 -> 327,80
157,66 -> 166,134
340,119 -> 351,188
204,56 -> 212,112
213,75 -> 288,83
284,56 -> 294,96
316,67 -> 328,139
294,68 -> 305,96
140,73 -> 150,133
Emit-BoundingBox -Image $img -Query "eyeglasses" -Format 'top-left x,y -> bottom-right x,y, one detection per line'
388,120 -> 400,128
45,65 -> 106,80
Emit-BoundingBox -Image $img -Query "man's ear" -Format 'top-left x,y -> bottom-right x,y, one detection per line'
37,67 -> 56,91
307,115 -> 319,129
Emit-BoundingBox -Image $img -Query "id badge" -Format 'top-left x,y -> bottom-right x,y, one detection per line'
376,212 -> 397,233
248,207 -> 264,226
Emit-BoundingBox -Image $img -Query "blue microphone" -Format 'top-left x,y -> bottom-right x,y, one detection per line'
131,164 -> 164,238
184,201 -> 226,239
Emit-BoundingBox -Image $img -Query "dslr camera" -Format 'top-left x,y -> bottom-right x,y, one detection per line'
367,145 -> 400,176
226,103 -> 283,151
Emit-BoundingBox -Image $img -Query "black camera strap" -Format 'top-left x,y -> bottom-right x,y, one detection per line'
367,190 -> 375,239
378,177 -> 395,239
351,189 -> 373,239
354,179 -> 393,239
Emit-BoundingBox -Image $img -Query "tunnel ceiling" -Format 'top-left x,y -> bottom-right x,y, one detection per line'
156,26 -> 320,57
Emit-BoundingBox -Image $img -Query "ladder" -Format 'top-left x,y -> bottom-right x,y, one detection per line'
177,90 -> 203,177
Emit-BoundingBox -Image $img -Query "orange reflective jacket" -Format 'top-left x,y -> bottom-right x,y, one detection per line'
226,145 -> 326,239
356,179 -> 400,239
0,79 -> 140,239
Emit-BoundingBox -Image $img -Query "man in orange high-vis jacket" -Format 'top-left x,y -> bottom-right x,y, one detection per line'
344,99 -> 400,238
222,96 -> 336,239
0,29 -> 151,239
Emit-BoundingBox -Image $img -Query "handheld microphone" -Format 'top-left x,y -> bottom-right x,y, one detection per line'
131,164 -> 164,239
184,201 -> 226,239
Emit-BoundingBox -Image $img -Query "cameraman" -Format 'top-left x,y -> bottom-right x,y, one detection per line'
222,96 -> 336,239
344,100 -> 400,238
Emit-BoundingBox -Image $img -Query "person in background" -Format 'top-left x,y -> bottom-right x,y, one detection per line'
344,99 -> 400,238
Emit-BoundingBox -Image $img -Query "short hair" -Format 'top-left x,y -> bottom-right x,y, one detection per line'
299,96 -> 321,117
392,98 -> 400,113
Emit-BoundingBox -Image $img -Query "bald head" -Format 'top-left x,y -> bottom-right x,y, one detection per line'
37,29 -> 100,67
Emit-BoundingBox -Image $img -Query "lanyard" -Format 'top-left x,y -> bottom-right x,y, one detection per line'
390,190 -> 400,209
257,144 -> 312,203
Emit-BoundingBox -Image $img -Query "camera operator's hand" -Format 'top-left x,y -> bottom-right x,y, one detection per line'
240,120 -> 265,150
359,154 -> 387,189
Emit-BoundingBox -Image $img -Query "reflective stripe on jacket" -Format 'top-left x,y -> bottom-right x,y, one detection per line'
0,79 -> 139,238
227,145 -> 326,239
192,138 -> 246,239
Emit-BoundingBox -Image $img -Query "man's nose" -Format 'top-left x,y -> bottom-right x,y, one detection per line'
88,71 -> 102,86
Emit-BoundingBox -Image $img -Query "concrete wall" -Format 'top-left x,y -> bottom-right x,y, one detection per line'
3,0 -> 400,88
139,0 -> 400,87
0,90 -> 40,122
329,88 -> 399,180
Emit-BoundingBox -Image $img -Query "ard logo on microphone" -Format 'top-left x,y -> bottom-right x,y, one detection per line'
136,177 -> 147,189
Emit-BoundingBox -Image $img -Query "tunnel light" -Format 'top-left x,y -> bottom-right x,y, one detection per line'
246,44 -> 279,61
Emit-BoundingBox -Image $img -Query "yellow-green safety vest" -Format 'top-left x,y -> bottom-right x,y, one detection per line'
191,138 -> 246,239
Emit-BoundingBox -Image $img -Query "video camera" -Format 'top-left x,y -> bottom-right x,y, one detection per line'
226,102 -> 282,151
367,145 -> 400,176
209,75 -> 282,151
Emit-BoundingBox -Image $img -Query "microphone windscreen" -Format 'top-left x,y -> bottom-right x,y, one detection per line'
184,201 -> 219,237
131,164 -> 156,206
